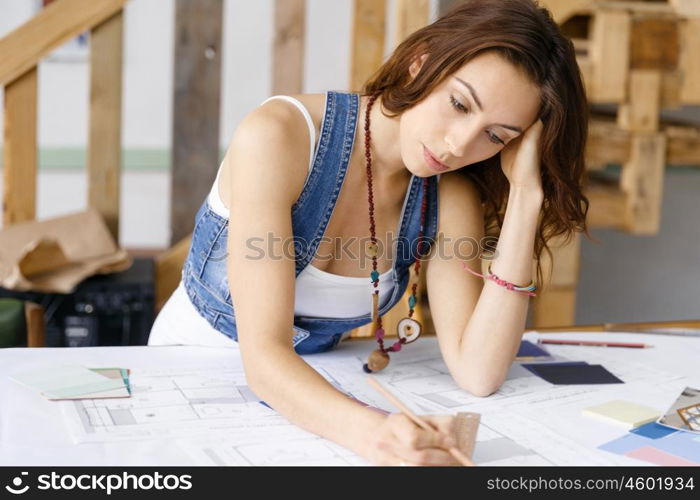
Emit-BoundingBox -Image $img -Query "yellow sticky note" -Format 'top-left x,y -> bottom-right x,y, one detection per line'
582,400 -> 660,429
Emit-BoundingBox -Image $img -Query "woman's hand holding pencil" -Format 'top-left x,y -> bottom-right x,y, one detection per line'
365,377 -> 474,466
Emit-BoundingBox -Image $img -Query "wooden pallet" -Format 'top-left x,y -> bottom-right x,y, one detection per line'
532,0 -> 700,327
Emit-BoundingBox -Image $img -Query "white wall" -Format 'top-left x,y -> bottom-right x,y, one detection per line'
0,0 -> 424,150
0,0 -> 426,247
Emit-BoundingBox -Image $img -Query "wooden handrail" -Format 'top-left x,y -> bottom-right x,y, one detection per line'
0,0 -> 127,86
2,0 -> 127,238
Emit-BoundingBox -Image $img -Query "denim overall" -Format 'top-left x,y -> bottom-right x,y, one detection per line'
182,90 -> 440,355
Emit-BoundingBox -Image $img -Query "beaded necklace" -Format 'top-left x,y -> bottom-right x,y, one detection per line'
362,91 -> 430,373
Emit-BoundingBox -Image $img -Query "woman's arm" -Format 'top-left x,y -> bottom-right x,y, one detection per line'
426,121 -> 544,397
225,104 -> 457,464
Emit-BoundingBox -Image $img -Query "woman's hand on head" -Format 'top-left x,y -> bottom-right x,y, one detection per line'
363,413 -> 463,466
499,118 -> 544,195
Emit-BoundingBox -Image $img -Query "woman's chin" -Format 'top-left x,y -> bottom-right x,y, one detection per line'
406,162 -> 436,178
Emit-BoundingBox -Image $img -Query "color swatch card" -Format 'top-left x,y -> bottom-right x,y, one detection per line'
583,400 -> 660,429
600,424 -> 700,466
10,364 -> 131,400
48,368 -> 132,401
657,386 -> 700,433
521,362 -> 624,385
515,340 -> 551,360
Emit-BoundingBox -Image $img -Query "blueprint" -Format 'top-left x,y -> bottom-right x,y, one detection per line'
61,358 -> 376,443
49,333 -> 697,466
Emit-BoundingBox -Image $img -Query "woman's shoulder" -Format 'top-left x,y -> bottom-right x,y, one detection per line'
220,93 -> 327,210
259,92 -> 326,140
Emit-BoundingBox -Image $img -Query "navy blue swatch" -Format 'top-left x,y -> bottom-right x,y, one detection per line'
516,340 -> 551,358
521,363 -> 624,384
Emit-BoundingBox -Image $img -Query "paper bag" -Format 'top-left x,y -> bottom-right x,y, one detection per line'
0,209 -> 132,293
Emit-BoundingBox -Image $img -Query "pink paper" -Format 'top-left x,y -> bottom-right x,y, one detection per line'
627,446 -> 697,466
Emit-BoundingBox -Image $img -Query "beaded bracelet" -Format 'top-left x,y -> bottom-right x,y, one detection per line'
460,261 -> 537,296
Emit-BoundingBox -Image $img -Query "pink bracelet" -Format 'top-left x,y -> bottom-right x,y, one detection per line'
460,261 -> 537,297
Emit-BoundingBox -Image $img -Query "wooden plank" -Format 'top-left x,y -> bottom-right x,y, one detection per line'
24,301 -> 46,347
598,2 -> 675,15
669,0 -> 700,17
349,0 -> 386,92
539,0 -> 598,24
586,180 -> 628,228
0,0 -> 127,86
170,0 -> 224,244
155,235 -> 192,312
576,47 -> 678,108
630,18 -> 679,71
680,18 -> 700,104
3,67 -> 38,226
532,232 -> 581,328
666,125 -> 700,165
660,70 -> 682,108
621,134 -> 667,234
437,0 -> 465,17
577,56 -> 593,96
586,119 -> 632,165
572,38 -> 591,54
88,11 -> 123,242
589,9 -> 631,103
272,0 -> 305,95
617,70 -> 661,132
532,288 -> 578,328
394,0 -> 430,47
540,234 -> 581,289
586,119 -> 699,167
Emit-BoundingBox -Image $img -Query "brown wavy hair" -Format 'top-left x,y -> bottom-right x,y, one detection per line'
360,0 -> 589,286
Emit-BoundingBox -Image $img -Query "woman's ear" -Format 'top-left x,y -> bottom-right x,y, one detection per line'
408,53 -> 429,80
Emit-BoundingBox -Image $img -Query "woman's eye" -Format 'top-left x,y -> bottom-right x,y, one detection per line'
449,95 -> 468,113
451,95 -> 504,146
487,132 -> 504,146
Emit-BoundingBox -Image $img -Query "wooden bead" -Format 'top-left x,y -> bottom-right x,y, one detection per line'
367,349 -> 390,372
367,242 -> 379,257
397,317 -> 422,344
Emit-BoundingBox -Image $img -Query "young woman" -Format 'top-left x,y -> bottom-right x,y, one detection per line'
149,0 -> 588,466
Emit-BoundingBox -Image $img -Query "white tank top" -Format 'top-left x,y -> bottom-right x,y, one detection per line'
207,95 -> 395,318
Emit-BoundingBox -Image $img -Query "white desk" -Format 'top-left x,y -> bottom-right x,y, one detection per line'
1,332 -> 698,466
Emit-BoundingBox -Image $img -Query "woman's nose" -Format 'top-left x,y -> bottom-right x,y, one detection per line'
445,120 -> 483,158
444,133 -> 468,158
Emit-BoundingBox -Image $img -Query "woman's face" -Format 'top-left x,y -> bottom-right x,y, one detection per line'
399,50 -> 541,177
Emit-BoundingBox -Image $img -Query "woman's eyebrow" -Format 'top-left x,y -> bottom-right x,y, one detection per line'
453,77 -> 523,133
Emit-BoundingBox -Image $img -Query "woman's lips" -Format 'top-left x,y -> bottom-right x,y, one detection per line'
423,146 -> 450,172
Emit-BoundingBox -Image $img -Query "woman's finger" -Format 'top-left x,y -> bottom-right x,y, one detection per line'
521,118 -> 544,150
390,413 -> 447,450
